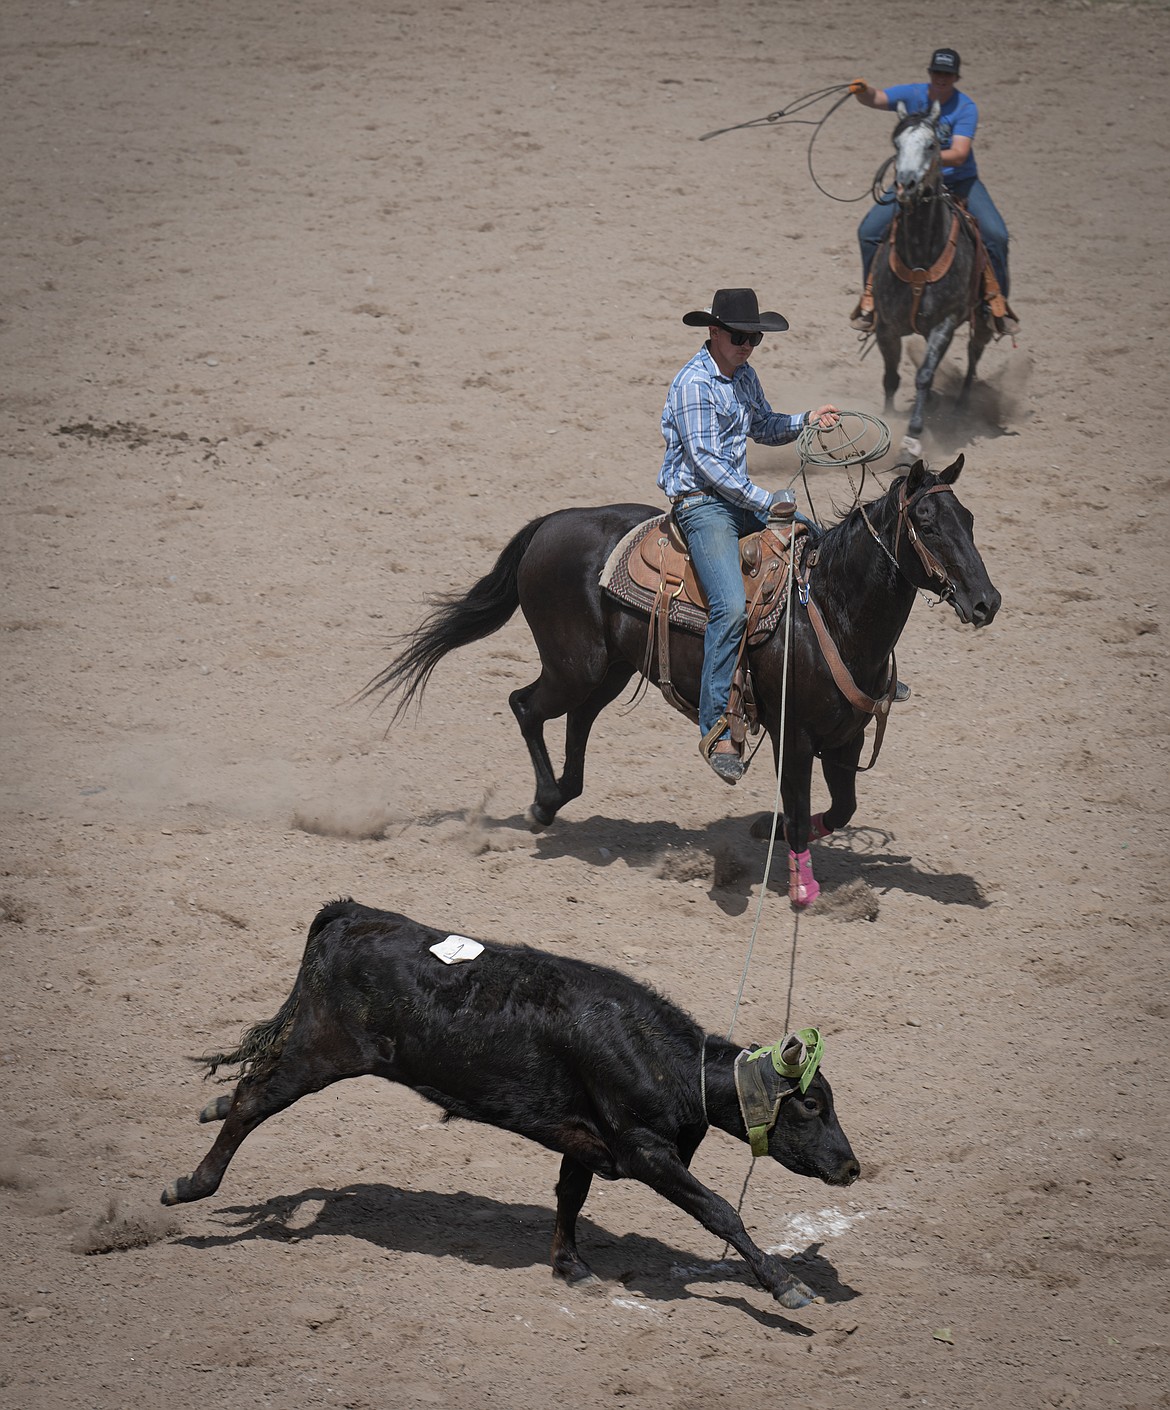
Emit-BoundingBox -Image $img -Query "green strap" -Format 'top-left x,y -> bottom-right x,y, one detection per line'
737,1028 -> 826,1157
734,1052 -> 779,1158
772,1027 -> 824,1093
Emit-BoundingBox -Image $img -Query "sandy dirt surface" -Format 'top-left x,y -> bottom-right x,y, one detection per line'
3,1 -> 1169,1406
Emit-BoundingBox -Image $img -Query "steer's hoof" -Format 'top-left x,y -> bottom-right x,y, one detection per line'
199,1095 -> 232,1123
775,1276 -> 816,1310
160,1178 -> 188,1206
554,1265 -> 604,1294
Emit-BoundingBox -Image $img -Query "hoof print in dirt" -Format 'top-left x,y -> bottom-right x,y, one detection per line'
817,879 -> 880,922
652,845 -> 712,884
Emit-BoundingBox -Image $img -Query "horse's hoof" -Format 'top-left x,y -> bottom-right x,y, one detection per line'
787,850 -> 820,908
524,805 -> 552,833
775,1276 -> 816,1310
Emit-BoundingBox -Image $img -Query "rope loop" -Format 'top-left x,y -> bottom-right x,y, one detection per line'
698,84 -> 875,203
798,410 -> 891,471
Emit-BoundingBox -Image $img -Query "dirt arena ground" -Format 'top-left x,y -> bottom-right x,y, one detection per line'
3,1 -> 1168,1406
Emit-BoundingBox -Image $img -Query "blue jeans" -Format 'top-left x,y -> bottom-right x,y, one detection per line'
673,495 -> 767,741
859,178 -> 1011,297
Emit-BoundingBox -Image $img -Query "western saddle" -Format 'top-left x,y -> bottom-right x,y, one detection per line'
621,508 -> 810,759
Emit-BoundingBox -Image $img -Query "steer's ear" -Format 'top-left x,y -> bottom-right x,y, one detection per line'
939,453 -> 965,484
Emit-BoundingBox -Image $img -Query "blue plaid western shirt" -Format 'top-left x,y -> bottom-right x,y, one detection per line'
657,343 -> 808,515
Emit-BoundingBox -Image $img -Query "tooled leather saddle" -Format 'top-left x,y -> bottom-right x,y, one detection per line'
602,511 -> 806,644
599,511 -> 810,730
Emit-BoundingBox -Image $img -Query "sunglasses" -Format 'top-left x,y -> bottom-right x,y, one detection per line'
721,327 -> 763,347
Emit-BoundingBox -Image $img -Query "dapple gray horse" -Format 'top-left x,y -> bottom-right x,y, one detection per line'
872,104 -> 993,438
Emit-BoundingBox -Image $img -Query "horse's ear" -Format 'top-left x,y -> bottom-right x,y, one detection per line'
906,458 -> 929,491
896,100 -> 908,119
940,453 -> 965,484
929,99 -> 941,121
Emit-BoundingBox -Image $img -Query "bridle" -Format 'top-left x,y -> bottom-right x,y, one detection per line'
851,459 -> 964,603
853,474 -> 958,605
793,472 -> 956,772
893,479 -> 958,597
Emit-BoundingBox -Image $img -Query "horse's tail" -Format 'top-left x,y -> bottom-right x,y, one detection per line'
360,514 -> 551,720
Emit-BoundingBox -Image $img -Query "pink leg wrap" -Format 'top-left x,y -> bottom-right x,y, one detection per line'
788,849 -> 820,908
783,814 -> 833,848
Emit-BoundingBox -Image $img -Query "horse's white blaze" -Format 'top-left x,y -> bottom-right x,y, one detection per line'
895,122 -> 937,188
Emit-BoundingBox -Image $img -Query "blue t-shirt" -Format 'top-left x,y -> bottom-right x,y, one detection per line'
884,82 -> 979,183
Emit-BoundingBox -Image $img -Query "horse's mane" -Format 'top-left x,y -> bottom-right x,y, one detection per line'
809,471 -> 912,598
820,469 -> 908,532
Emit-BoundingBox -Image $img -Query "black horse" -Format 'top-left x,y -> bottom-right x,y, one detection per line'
872,105 -> 993,437
363,456 -> 1000,906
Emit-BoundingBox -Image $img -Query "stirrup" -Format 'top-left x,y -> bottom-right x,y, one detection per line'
700,718 -> 743,784
708,747 -> 744,785
699,715 -> 734,764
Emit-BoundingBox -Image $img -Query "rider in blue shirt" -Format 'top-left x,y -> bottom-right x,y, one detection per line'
849,48 -> 1017,336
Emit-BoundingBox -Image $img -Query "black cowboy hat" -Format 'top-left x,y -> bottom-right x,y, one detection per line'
682,287 -> 789,333
928,47 -> 961,75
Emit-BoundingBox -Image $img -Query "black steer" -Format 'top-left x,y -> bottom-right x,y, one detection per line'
162,899 -> 860,1309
